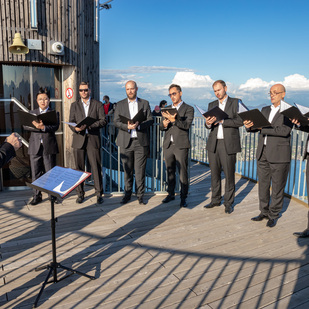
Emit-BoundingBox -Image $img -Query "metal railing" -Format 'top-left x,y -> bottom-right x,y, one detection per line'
191,116 -> 308,203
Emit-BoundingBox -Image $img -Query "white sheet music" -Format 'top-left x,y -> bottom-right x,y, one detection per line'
294,102 -> 309,115
195,105 -> 207,115
280,100 -> 293,112
238,100 -> 249,113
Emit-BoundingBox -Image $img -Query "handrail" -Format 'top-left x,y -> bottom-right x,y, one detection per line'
0,97 -> 29,112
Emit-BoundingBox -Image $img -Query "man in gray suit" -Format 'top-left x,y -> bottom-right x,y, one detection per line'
69,82 -> 106,204
26,88 -> 59,205
114,80 -> 153,205
244,84 -> 293,227
291,119 -> 309,237
160,84 -> 194,207
204,80 -> 243,214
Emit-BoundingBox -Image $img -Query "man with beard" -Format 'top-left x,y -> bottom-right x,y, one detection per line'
204,80 -> 243,214
114,80 -> 153,205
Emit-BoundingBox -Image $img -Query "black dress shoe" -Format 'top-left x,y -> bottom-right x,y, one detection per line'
138,197 -> 146,205
121,195 -> 131,204
180,199 -> 187,207
162,195 -> 175,203
293,230 -> 309,238
204,202 -> 220,209
266,218 -> 277,228
225,205 -> 234,214
251,214 -> 267,221
76,195 -> 85,204
97,196 -> 104,204
29,195 -> 42,205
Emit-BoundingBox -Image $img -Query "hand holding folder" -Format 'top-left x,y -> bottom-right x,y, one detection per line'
63,116 -> 97,128
19,110 -> 57,129
195,105 -> 228,123
237,100 -> 271,129
280,100 -> 309,126
119,108 -> 145,124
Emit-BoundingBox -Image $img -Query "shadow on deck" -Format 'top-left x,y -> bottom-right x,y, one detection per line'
1,162 -> 309,309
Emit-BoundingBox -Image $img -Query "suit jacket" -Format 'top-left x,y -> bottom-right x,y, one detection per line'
159,102 -> 194,149
0,142 -> 16,168
114,97 -> 153,148
206,97 -> 243,154
69,98 -> 106,149
26,108 -> 59,155
253,106 -> 293,163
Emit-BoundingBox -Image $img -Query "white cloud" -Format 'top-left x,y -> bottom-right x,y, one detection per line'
239,78 -> 273,91
239,74 -> 309,91
172,72 -> 214,88
100,68 -> 309,108
283,74 -> 309,90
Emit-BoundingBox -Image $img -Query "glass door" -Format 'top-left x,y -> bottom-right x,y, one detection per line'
0,64 -> 64,188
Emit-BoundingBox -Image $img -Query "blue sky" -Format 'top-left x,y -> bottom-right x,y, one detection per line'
99,0 -> 309,110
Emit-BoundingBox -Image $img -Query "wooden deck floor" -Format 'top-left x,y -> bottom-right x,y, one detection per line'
1,162 -> 309,309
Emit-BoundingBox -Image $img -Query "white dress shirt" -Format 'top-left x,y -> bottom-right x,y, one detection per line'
264,104 -> 280,145
170,101 -> 183,142
128,98 -> 138,138
217,96 -> 227,139
82,97 -> 90,134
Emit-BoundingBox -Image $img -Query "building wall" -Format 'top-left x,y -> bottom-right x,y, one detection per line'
0,0 -> 99,97
0,0 -> 101,167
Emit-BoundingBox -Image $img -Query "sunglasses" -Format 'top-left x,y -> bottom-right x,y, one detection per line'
79,89 -> 89,92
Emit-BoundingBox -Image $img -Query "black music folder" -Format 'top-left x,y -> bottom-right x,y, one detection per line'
196,105 -> 228,122
238,109 -> 271,129
161,107 -> 178,116
280,101 -> 309,126
63,116 -> 97,128
19,110 -> 58,128
119,108 -> 145,124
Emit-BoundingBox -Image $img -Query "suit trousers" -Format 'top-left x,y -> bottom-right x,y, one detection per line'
208,139 -> 236,207
120,138 -> 148,198
164,143 -> 189,199
30,144 -> 56,197
73,136 -> 103,197
257,146 -> 290,220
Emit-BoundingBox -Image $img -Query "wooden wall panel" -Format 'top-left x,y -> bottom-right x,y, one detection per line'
0,0 -> 100,98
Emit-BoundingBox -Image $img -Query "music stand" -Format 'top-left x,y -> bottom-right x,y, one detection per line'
26,166 -> 95,308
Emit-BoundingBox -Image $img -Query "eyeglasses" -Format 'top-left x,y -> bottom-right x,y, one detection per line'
168,91 -> 180,97
79,89 -> 89,92
268,91 -> 283,96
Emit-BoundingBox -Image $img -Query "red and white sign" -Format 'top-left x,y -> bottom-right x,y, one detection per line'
65,87 -> 74,99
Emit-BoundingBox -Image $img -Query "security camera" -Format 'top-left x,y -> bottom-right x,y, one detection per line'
48,41 -> 64,55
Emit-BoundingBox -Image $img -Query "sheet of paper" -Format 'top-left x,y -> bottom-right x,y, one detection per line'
294,103 -> 309,115
280,100 -> 293,112
195,105 -> 207,115
238,100 -> 249,113
63,121 -> 77,127
31,166 -> 90,198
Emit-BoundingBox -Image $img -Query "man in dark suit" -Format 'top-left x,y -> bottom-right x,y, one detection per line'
291,119 -> 309,237
204,80 -> 243,214
26,88 -> 59,205
113,80 -> 153,205
159,84 -> 194,207
69,82 -> 106,204
0,133 -> 22,168
244,84 -> 293,227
